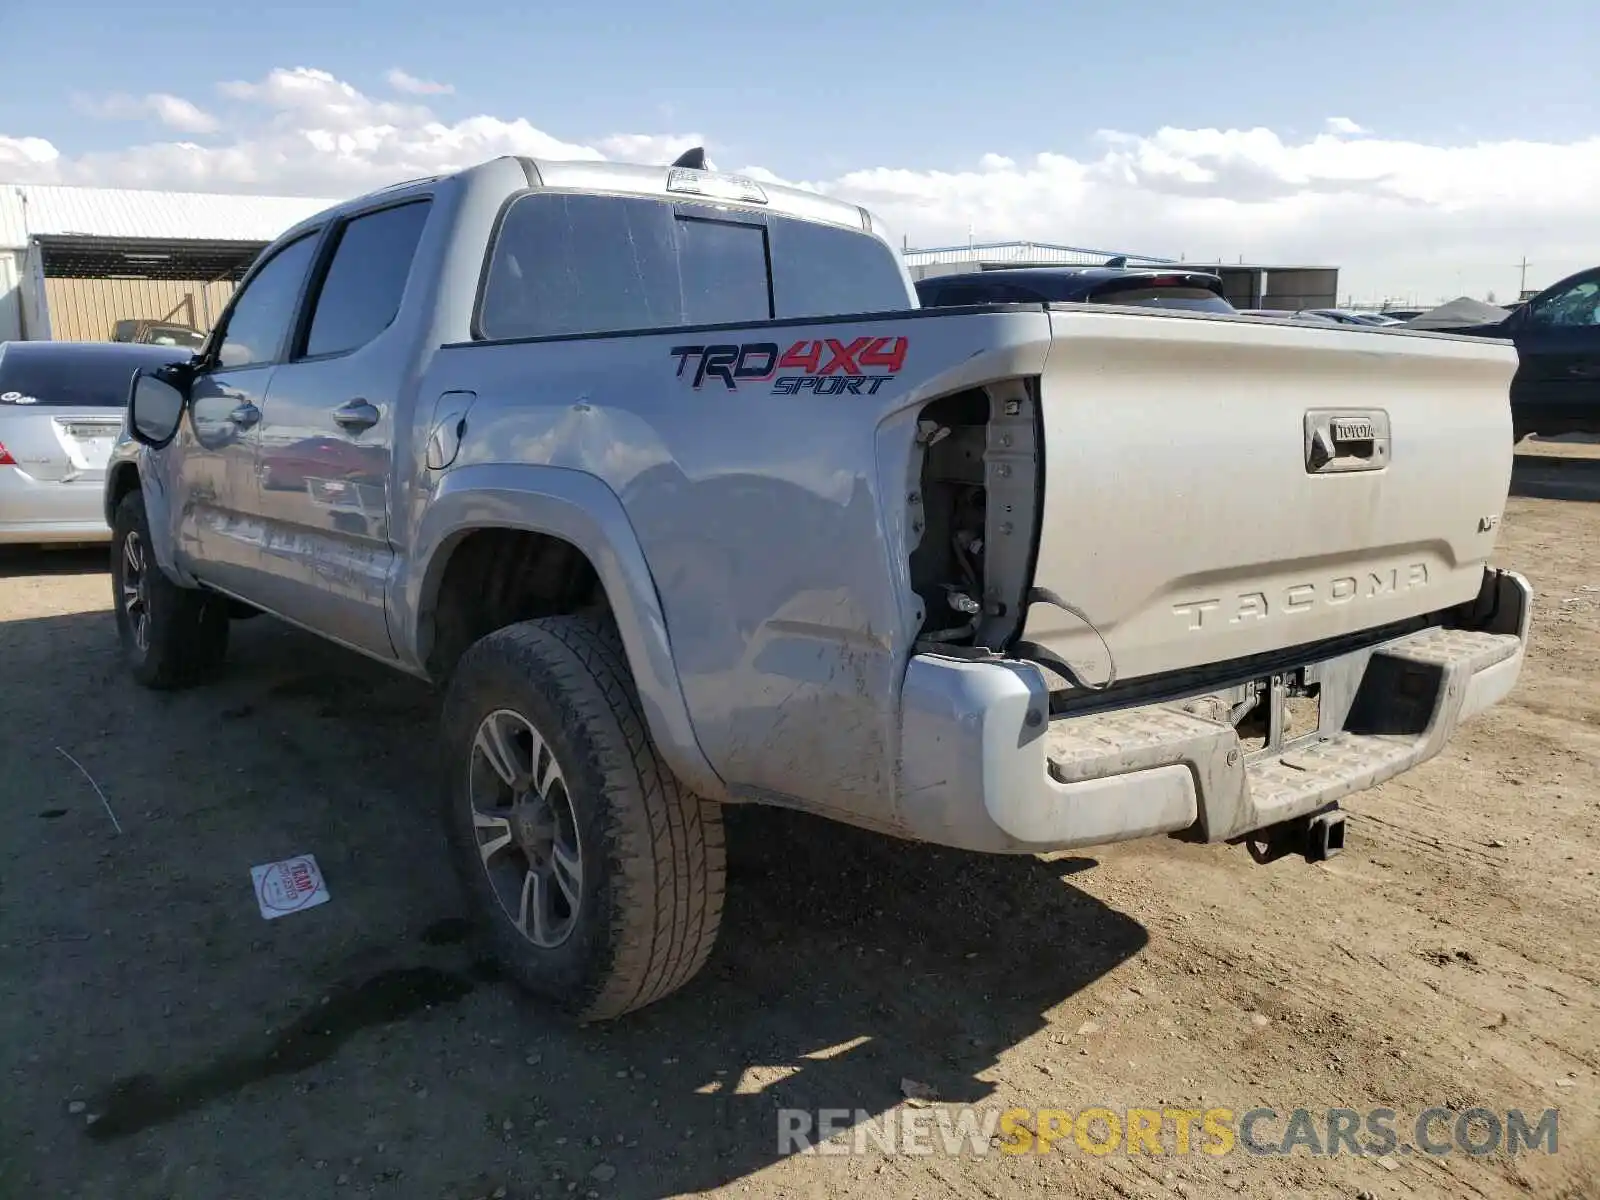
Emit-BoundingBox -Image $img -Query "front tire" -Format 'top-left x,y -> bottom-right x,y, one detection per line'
110,490 -> 229,689
440,615 -> 726,1021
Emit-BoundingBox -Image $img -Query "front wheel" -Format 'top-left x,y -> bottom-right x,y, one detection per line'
110,490 -> 229,689
440,615 -> 726,1021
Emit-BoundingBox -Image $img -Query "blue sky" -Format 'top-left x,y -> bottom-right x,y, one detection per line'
2,0 -> 1598,300
7,0 -> 1596,175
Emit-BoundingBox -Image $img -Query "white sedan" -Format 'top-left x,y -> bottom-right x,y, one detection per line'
0,340 -> 192,545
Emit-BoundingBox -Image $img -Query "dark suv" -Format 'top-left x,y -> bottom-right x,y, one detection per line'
915,266 -> 1234,314
1439,265 -> 1600,440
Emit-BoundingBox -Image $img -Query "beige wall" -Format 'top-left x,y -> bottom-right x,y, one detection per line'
41,276 -> 236,341
0,251 -> 20,341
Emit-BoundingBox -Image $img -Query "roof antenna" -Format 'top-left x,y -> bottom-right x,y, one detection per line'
670,147 -> 708,170
1104,255 -> 1128,268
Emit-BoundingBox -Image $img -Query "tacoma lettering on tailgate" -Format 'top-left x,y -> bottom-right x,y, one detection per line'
1172,564 -> 1431,630
671,337 -> 907,394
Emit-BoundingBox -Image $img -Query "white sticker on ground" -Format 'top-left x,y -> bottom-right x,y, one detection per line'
251,854 -> 331,920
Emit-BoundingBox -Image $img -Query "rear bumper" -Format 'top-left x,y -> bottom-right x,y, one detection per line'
894,568 -> 1531,854
0,468 -> 111,544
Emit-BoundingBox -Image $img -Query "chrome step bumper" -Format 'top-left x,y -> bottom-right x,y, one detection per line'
894,569 -> 1531,854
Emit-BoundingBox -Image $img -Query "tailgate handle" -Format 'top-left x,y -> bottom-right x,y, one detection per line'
1305,410 -> 1390,474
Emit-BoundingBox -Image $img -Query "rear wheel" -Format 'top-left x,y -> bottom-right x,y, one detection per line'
440,615 -> 725,1021
111,490 -> 229,689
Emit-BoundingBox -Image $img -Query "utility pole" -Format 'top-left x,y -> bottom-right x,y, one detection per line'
1518,256 -> 1530,296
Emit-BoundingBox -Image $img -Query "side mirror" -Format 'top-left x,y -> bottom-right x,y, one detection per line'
127,366 -> 189,449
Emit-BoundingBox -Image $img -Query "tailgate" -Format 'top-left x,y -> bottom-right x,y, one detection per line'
1026,310 -> 1517,683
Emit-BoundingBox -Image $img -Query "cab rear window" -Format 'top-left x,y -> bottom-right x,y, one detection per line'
476,193 -> 911,340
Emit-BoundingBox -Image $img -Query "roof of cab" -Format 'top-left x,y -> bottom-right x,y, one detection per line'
267,154 -> 876,252
525,156 -> 872,231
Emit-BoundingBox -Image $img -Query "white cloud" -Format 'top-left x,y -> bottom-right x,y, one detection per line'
0,135 -> 59,172
75,91 -> 220,134
386,68 -> 455,96
7,67 -> 1600,300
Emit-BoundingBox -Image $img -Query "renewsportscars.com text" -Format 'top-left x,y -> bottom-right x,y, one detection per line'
778,1105 -> 1560,1159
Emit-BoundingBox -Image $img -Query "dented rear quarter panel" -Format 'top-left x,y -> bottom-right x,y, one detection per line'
413,309 -> 1052,826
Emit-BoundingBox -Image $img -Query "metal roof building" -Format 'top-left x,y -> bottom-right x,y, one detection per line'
1,183 -> 337,342
903,240 -> 1178,273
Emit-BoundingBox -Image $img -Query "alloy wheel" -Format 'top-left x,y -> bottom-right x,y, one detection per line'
468,708 -> 584,948
120,531 -> 151,653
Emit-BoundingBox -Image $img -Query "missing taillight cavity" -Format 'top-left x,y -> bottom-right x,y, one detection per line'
907,379 -> 1040,651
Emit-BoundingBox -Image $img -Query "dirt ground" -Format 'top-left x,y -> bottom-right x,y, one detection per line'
2,443 -> 1598,1200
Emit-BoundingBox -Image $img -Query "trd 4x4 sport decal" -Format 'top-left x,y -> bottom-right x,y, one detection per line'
671,337 -> 908,394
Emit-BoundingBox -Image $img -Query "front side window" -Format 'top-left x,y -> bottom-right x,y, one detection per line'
216,234 -> 319,369
1528,278 -> 1600,328
302,201 -> 432,358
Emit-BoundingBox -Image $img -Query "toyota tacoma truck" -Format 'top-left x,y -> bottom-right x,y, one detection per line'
105,151 -> 1532,1021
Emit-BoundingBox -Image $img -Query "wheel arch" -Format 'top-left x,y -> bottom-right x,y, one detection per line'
104,461 -> 143,528
404,463 -> 726,801
104,456 -> 194,585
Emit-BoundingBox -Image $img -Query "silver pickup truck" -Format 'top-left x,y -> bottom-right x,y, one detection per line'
106,151 -> 1532,1020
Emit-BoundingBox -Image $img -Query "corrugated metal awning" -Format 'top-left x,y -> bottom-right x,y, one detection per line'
33,235 -> 265,281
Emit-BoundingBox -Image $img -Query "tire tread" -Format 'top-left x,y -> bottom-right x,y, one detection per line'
112,490 -> 228,690
444,614 -> 724,1021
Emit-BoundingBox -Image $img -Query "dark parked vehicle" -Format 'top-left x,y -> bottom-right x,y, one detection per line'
1435,267 -> 1600,440
111,319 -> 207,349
1299,308 -> 1402,327
915,266 -> 1235,313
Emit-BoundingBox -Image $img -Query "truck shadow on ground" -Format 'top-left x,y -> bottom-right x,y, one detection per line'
0,605 -> 1147,1200
0,544 -> 111,579
1511,451 -> 1600,503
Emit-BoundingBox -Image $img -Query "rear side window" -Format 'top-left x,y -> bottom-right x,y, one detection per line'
478,193 -> 910,340
302,200 -> 432,358
0,349 -> 174,408
1091,285 -> 1233,314
917,279 -> 1042,306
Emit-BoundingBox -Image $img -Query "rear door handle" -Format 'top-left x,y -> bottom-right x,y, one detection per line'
227,403 -> 261,428
333,398 -> 381,432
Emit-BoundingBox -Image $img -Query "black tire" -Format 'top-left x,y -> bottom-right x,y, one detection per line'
110,489 -> 230,689
440,615 -> 725,1021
